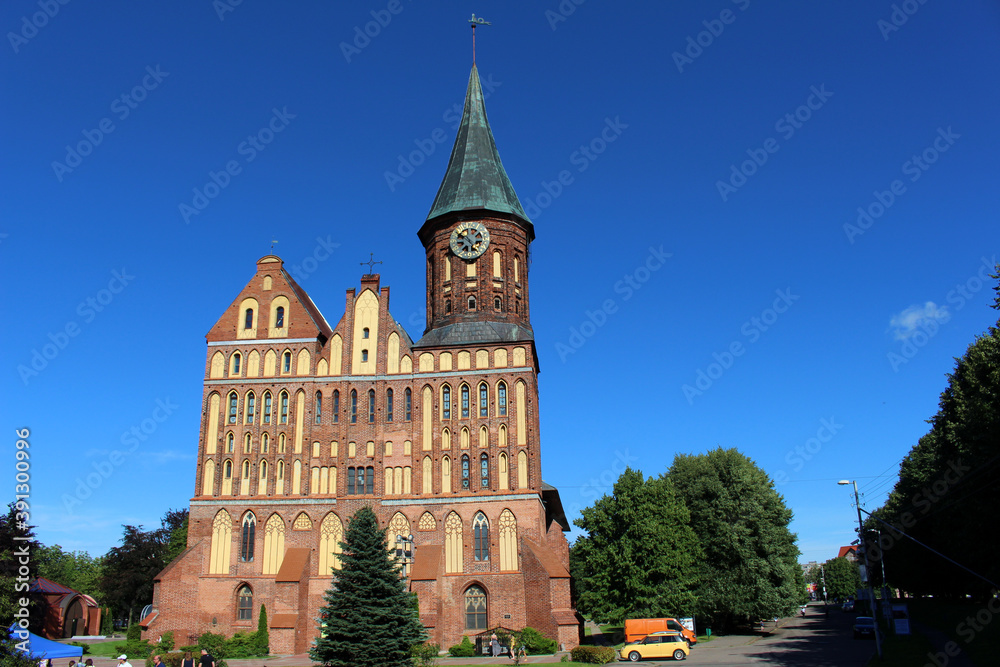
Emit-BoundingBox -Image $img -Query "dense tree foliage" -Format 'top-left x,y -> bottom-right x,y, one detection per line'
99,509 -> 188,625
669,448 -> 802,630
873,268 -> 1000,598
570,468 -> 701,624
821,557 -> 862,601
310,506 -> 426,667
35,544 -> 103,598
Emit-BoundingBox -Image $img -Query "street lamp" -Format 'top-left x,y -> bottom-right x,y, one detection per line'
839,479 -> 882,658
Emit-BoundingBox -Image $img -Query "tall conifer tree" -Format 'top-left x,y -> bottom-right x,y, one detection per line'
310,506 -> 426,667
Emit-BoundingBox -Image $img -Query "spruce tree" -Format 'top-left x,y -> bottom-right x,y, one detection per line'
310,506 -> 426,667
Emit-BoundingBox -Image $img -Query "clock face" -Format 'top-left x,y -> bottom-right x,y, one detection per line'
449,222 -> 490,260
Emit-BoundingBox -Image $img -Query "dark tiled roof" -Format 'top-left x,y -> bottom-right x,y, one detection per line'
426,65 -> 529,223
31,577 -> 77,595
414,320 -> 534,348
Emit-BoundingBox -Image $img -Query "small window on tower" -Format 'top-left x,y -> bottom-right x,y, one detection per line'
244,309 -> 253,329
362,327 -> 369,339
468,296 -> 476,311
494,296 -> 502,311
283,351 -> 291,373
361,349 -> 369,363
275,306 -> 285,328
445,300 -> 452,315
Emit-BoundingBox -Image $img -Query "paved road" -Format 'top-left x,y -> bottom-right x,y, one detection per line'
637,605 -> 876,666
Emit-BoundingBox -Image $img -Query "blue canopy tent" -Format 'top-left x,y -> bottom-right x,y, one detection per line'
8,626 -> 84,659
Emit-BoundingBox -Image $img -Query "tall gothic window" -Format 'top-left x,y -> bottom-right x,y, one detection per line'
245,392 -> 255,424
464,585 -> 487,630
368,389 -> 375,423
263,392 -> 272,424
275,306 -> 285,328
228,392 -> 238,424
314,391 -> 322,424
404,388 -> 412,421
479,383 -> 488,417
283,351 -> 291,373
498,382 -> 507,416
461,454 -> 470,490
232,353 -> 241,375
480,453 -> 490,490
473,512 -> 489,561
332,390 -> 340,423
461,384 -> 470,419
240,513 -> 256,562
350,390 -> 357,423
244,308 -> 253,329
442,386 -> 451,420
237,585 -> 253,620
386,389 -> 394,422
279,391 -> 289,424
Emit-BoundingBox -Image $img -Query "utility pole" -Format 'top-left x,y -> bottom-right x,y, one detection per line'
839,479 -> 883,659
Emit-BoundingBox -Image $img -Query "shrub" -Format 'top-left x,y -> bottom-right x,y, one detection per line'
447,636 -> 476,657
67,642 -> 90,654
411,642 -> 440,667
127,624 -> 142,641
519,627 -> 558,655
222,631 -> 261,658
157,631 -> 175,652
196,632 -> 227,659
177,646 -> 197,654
114,639 -> 152,659
570,645 -> 617,664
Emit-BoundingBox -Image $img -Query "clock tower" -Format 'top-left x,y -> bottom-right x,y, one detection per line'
416,64 -> 535,344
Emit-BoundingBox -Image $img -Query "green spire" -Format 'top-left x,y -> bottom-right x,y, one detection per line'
426,65 -> 530,223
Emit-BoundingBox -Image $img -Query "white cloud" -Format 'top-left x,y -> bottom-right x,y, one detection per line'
889,301 -> 949,340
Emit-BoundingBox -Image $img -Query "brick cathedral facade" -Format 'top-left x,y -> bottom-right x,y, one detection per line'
145,65 -> 582,654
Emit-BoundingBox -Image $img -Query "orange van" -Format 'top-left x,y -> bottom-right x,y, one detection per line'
623,618 -> 697,646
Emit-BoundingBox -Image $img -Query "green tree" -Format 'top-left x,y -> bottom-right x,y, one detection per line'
163,512 -> 189,565
254,604 -> 269,656
0,503 -> 46,635
822,557 -> 861,601
875,266 -> 1000,598
668,448 -> 801,631
309,506 -> 426,667
36,544 -> 104,598
570,468 -> 701,624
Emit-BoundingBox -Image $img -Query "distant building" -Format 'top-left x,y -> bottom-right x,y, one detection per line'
836,546 -> 858,562
800,561 -> 818,575
144,64 -> 581,653
31,578 -> 101,639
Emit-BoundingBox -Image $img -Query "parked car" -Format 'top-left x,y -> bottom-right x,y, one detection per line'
618,631 -> 690,662
623,617 -> 698,646
842,599 -> 855,612
853,616 -> 876,639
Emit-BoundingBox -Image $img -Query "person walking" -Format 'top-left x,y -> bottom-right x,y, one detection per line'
199,649 -> 215,667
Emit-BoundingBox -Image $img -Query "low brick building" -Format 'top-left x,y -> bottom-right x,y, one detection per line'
145,64 -> 582,654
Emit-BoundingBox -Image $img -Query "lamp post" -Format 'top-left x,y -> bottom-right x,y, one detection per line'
839,479 -> 882,658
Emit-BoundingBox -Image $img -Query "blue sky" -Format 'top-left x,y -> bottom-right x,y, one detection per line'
3,1 -> 998,567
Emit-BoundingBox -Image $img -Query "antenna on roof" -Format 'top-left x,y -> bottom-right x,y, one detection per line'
469,13 -> 491,65
270,239 -> 279,250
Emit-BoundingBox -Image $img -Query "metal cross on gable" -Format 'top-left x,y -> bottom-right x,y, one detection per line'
360,253 -> 382,275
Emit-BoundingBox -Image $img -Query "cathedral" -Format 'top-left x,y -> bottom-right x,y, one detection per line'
144,64 -> 582,654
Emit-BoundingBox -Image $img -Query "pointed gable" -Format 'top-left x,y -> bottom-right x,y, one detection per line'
206,255 -> 332,343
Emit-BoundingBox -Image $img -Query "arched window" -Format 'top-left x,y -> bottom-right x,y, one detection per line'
473,512 -> 489,561
275,306 -> 285,328
468,296 -> 476,311
498,382 -> 507,416
362,327 -> 369,339
278,433 -> 286,453
283,351 -> 291,373
228,392 -> 238,424
465,585 -> 487,630
245,392 -> 255,424
460,384 -> 470,419
368,389 -> 375,423
240,513 -> 256,562
314,391 -> 322,425
262,392 -> 272,424
480,453 -> 490,489
226,432 -> 234,453
494,296 -> 502,311
461,454 -> 470,489
361,349 -> 369,362
261,433 -> 269,453
332,390 -> 340,423
479,383 -> 488,417
279,391 -> 289,424
244,308 -> 254,329
232,353 -> 241,375
237,585 -> 253,620
404,388 -> 412,421
442,385 -> 451,420
350,390 -> 358,423
243,433 -> 251,453
224,460 -> 233,478
386,388 -> 394,422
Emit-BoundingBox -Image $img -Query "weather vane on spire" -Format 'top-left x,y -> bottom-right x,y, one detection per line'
469,13 -> 491,65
